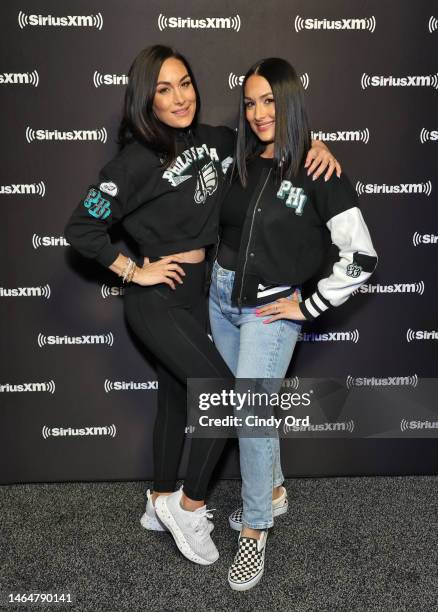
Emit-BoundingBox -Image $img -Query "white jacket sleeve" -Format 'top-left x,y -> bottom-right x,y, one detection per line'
299,206 -> 378,320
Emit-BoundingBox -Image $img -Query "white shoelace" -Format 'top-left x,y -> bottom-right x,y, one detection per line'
192,507 -> 216,536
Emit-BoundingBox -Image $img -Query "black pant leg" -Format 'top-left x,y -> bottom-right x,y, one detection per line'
153,362 -> 187,493
124,264 -> 233,501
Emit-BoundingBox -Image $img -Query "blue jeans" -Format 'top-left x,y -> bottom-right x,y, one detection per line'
209,260 -> 302,529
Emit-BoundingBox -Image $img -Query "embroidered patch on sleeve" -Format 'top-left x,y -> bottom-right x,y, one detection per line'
83,188 -> 111,220
346,261 -> 363,277
99,181 -> 118,197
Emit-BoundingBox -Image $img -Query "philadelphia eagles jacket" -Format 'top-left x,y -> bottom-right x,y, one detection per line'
227,157 -> 378,320
64,124 -> 234,267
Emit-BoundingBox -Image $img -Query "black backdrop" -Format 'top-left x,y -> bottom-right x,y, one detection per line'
1,1 -> 437,484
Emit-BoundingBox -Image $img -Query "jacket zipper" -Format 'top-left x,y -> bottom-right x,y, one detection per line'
238,168 -> 272,307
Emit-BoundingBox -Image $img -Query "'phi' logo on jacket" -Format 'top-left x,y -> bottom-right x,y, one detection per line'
276,181 -> 307,215
83,188 -> 111,219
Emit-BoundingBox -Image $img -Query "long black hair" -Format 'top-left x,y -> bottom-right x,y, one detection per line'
235,57 -> 310,186
118,45 -> 201,161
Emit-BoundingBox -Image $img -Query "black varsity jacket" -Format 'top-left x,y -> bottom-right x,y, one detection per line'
227,161 -> 378,319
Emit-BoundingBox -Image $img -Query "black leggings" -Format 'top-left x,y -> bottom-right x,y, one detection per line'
123,259 -> 233,501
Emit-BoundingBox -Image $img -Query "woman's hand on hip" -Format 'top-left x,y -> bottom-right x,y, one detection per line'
134,255 -> 186,290
255,291 -> 306,324
305,140 -> 342,182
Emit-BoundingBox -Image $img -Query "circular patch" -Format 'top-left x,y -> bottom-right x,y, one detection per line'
99,181 -> 118,197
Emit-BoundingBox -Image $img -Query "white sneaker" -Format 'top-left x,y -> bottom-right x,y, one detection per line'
155,487 -> 219,565
140,489 -> 167,532
228,531 -> 268,591
228,486 -> 288,531
140,489 -> 214,534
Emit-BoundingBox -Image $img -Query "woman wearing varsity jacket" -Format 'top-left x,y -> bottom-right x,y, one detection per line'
208,57 -> 378,591
64,46 -> 340,569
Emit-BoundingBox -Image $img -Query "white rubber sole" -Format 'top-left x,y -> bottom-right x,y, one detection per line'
228,549 -> 266,591
229,498 -> 289,531
140,510 -> 167,532
155,496 -> 218,566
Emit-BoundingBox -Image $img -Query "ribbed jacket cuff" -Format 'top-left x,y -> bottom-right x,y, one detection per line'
299,289 -> 331,320
95,244 -> 120,268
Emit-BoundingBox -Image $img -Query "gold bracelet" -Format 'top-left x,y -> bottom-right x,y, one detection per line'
129,266 -> 139,284
121,257 -> 133,282
126,264 -> 137,283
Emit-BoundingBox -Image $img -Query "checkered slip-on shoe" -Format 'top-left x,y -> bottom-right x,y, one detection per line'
228,486 -> 288,531
228,531 -> 268,591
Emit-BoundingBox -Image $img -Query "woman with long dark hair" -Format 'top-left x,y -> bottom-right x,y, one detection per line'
65,45 -> 340,568
209,57 -> 378,590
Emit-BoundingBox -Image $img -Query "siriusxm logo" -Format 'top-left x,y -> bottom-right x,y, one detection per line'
42,425 -> 116,439
0,182 -> 45,197
294,16 -> 376,32
93,71 -> 128,87
37,333 -> 114,347
32,235 -> 69,249
0,71 -> 39,86
412,232 -> 438,246
406,329 -> 438,342
18,12 -> 103,29
0,285 -> 50,298
0,380 -> 55,393
25,127 -> 107,143
361,73 -> 438,89
419,129 -> 438,143
400,420 -> 438,431
284,420 -> 355,434
158,14 -> 241,31
311,129 -> 369,143
282,377 -> 300,390
298,330 -> 359,343
356,181 -> 432,196
346,375 -> 418,389
356,282 -> 424,295
229,72 -> 309,90
101,284 -> 125,298
104,379 -> 158,392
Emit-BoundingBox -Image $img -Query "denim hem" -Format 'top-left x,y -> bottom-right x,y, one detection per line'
242,521 -> 274,530
273,479 -> 284,488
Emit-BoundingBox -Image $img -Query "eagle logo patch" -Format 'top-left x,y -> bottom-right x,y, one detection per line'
194,162 -> 218,204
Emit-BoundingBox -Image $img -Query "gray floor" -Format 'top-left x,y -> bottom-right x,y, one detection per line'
1,476 -> 438,612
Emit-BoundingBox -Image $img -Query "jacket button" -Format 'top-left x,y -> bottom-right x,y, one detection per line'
250,252 -> 255,257
243,296 -> 247,301
257,208 -> 261,212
